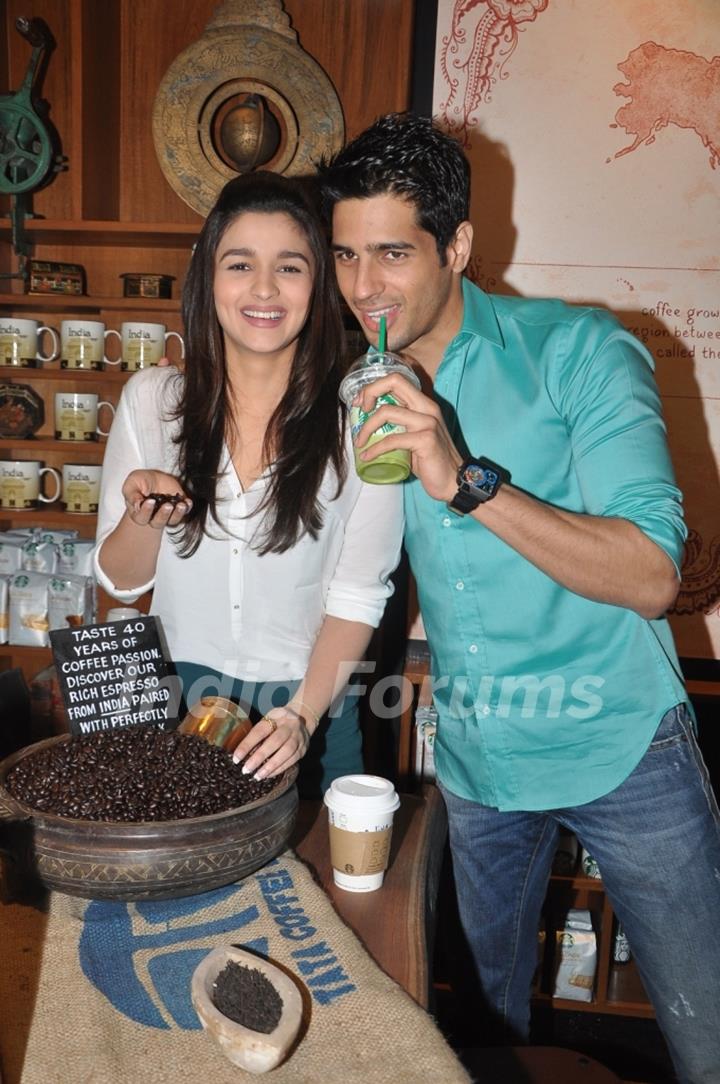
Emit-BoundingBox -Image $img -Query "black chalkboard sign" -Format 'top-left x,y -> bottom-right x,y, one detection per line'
50,616 -> 180,736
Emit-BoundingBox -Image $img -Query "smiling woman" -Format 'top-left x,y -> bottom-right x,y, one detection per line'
92,172 -> 404,798
213,211 -> 315,372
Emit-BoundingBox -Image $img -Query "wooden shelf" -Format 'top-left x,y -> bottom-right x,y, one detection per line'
0,438 -> 106,453
0,220 -> 200,248
606,959 -> 653,1015
0,366 -> 130,383
0,504 -> 96,532
0,292 -> 180,314
685,679 -> 720,698
547,872 -> 605,890
0,644 -> 52,675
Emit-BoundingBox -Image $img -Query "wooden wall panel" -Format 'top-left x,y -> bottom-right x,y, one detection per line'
118,0 -> 214,224
81,1 -> 120,220
117,0 -> 415,224
287,0 -> 416,141
3,0 -> 415,227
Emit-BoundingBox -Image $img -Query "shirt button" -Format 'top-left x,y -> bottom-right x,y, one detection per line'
236,491 -> 242,499
455,580 -> 464,591
233,604 -> 240,610
469,643 -> 478,654
481,705 -> 491,716
233,548 -> 239,555
442,516 -> 451,527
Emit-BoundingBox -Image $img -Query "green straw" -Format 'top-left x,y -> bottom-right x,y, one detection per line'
378,315 -> 387,353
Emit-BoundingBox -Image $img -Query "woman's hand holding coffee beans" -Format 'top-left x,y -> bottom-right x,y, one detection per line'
232,705 -> 313,780
122,469 -> 191,529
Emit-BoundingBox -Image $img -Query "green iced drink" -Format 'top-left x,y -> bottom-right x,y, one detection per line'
339,352 -> 421,484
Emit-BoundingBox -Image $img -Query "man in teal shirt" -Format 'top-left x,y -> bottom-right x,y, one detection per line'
322,113 -> 720,1081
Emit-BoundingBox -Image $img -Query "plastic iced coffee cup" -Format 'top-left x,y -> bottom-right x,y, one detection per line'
339,351 -> 421,484
323,774 -> 401,891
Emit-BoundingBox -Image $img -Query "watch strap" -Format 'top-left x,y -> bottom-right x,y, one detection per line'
447,487 -> 482,515
447,456 -> 510,516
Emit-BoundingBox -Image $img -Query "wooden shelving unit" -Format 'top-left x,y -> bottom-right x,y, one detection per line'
537,871 -> 654,1018
1,4 -> 195,683
1,0 -> 416,688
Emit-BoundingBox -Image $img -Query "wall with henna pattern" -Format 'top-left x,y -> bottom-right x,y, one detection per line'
430,0 -> 720,661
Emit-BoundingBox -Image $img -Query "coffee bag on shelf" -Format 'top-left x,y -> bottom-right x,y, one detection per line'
9,572 -> 51,646
553,908 -> 597,1003
48,574 -> 95,631
0,575 -> 8,645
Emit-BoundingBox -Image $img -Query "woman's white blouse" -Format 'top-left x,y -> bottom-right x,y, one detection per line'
93,368 -> 404,681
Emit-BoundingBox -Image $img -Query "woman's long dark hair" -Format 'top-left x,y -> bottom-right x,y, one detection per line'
173,171 -> 347,556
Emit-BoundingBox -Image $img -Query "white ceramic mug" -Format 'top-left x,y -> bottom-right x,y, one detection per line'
54,392 -> 115,441
106,607 -> 141,621
0,459 -> 62,509
104,321 -> 185,371
0,317 -> 60,368
62,463 -> 102,514
60,320 -> 117,371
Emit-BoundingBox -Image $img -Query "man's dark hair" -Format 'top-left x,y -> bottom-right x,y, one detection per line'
320,112 -> 470,261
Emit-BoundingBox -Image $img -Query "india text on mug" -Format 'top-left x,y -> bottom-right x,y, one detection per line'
104,322 -> 185,371
0,460 -> 62,509
0,319 -> 60,368
62,463 -> 102,514
54,392 -> 115,441
60,320 -> 117,371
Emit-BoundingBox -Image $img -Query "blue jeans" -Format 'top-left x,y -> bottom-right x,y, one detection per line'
172,661 -> 363,800
440,704 -> 720,1083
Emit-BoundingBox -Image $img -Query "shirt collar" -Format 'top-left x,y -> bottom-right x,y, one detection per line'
457,277 -> 505,348
434,279 -> 505,418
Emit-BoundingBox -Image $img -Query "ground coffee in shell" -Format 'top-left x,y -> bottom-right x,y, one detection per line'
5,727 -> 276,822
213,960 -> 283,1033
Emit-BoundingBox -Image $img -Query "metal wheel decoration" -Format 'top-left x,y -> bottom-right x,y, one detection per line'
0,17 -> 59,196
152,0 -> 345,216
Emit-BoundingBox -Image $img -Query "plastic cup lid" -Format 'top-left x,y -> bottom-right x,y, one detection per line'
324,774 -> 400,815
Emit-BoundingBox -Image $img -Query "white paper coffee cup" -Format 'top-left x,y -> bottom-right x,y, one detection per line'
323,774 -> 400,892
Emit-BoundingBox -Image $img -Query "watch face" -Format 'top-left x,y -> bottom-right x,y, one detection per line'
463,463 -> 498,495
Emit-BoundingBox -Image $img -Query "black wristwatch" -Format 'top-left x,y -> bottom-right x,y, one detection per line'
447,456 -> 511,515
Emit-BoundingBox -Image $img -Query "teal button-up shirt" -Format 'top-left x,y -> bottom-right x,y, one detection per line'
404,279 -> 687,811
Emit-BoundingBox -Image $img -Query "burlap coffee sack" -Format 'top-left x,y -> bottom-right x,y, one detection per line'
0,850 -> 470,1084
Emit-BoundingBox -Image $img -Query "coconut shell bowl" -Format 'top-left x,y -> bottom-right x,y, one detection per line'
192,945 -> 304,1074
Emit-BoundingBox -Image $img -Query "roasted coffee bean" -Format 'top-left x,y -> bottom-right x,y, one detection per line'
5,727 -> 278,822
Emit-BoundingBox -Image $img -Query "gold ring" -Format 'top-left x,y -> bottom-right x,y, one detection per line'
264,716 -> 277,735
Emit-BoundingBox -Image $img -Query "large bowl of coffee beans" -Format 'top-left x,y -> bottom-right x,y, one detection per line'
0,727 -> 298,901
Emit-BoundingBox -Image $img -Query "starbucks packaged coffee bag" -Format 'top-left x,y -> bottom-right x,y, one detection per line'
0,535 -> 24,575
48,574 -> 95,631
553,908 -> 597,1003
21,537 -> 58,574
9,571 -> 51,646
0,575 -> 8,645
36,528 -> 79,546
56,538 -> 95,577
